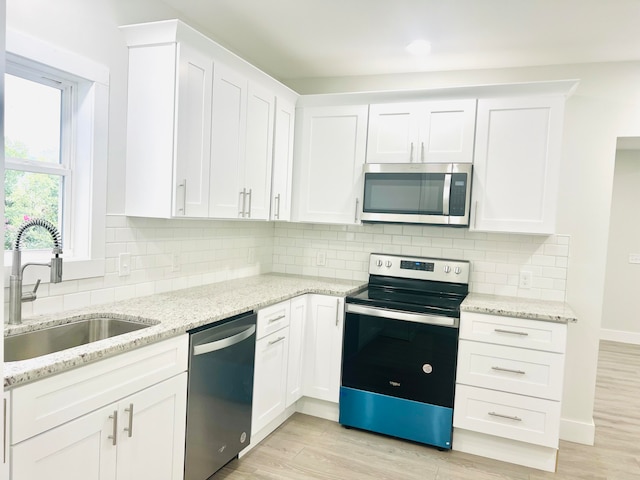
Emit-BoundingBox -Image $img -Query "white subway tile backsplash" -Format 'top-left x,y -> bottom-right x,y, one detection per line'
5,214 -> 571,322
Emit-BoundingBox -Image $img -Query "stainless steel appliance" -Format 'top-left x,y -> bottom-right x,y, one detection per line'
340,253 -> 469,450
361,163 -> 472,226
184,312 -> 257,480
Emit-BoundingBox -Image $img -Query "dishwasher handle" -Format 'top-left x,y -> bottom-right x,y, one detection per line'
193,325 -> 256,356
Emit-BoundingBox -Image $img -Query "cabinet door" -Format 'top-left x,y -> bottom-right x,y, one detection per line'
210,63 -> 247,218
174,42 -> 214,218
366,103 -> 421,163
286,295 -> 308,407
252,328 -> 290,434
303,295 -> 344,403
293,106 -> 368,224
124,43 -> 178,218
12,404 -> 118,480
244,83 -> 275,220
421,99 -> 476,164
116,373 -> 187,480
471,96 -> 564,234
271,97 -> 296,221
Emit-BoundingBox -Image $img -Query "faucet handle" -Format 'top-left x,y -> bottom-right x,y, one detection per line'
22,279 -> 41,303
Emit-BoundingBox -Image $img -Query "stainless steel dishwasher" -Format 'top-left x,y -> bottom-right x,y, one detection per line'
184,311 -> 257,480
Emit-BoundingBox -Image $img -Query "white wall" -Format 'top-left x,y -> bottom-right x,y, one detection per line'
601,149 -> 640,343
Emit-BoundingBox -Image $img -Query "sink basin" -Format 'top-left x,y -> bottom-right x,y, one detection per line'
4,317 -> 154,362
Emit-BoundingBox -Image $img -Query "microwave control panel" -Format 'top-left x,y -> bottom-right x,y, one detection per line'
449,173 -> 468,216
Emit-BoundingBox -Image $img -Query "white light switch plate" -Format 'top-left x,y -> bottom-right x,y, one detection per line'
629,253 -> 640,264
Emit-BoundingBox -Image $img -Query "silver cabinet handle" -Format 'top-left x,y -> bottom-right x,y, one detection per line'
124,403 -> 134,438
246,188 -> 252,218
335,298 -> 340,326
239,189 -> 246,218
473,201 -> 478,229
274,194 -> 281,220
488,411 -> 522,422
194,325 -> 256,356
409,142 -> 414,162
268,314 -> 286,324
108,410 -> 118,446
177,179 -> 187,215
491,366 -> 526,375
354,198 -> 359,223
420,142 -> 425,162
494,328 -> 529,336
268,336 -> 286,346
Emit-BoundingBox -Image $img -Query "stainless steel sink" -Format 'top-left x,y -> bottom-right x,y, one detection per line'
4,317 -> 154,362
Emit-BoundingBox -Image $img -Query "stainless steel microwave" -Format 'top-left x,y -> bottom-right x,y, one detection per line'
361,163 -> 472,226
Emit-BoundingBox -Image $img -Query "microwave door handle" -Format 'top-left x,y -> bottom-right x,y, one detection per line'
442,174 -> 452,215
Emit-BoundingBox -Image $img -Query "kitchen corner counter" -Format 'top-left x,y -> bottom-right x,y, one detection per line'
4,274 -> 365,389
461,292 -> 578,324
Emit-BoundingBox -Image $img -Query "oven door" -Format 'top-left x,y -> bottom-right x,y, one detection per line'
361,163 -> 471,226
342,304 -> 459,408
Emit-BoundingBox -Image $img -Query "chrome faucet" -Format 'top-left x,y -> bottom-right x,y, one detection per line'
8,218 -> 63,325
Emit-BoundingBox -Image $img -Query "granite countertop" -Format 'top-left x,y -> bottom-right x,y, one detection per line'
4,274 -> 365,388
461,292 -> 578,324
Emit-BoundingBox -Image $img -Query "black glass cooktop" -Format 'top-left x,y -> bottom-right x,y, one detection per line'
347,275 -> 468,318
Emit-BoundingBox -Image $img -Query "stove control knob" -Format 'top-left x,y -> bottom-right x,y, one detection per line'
455,267 -> 462,275
443,265 -> 451,273
385,261 -> 392,268
376,259 -> 383,267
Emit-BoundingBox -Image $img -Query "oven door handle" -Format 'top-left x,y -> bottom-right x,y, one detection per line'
345,303 -> 458,328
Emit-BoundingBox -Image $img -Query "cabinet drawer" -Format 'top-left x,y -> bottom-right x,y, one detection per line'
453,384 -> 560,448
10,335 -> 189,444
456,340 -> 565,400
257,301 -> 291,339
460,312 -> 567,353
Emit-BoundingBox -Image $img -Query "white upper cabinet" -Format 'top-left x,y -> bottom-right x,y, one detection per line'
122,25 -> 214,218
209,64 -> 275,220
470,96 -> 565,234
292,105 -> 368,225
121,20 -> 297,221
367,99 -> 476,164
270,97 -> 296,221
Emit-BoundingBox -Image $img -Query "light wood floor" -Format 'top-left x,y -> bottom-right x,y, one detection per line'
216,341 -> 640,479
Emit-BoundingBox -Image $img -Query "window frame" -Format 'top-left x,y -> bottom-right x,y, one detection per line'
4,65 -> 74,250
4,29 -> 108,284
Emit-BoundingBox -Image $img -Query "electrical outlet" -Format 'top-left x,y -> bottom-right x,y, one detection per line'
247,247 -> 256,264
118,253 -> 131,277
519,270 -> 532,289
171,254 -> 181,272
629,253 -> 640,264
316,251 -> 327,266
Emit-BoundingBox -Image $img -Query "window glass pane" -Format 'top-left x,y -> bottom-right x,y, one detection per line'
4,73 -> 62,164
4,171 -> 63,250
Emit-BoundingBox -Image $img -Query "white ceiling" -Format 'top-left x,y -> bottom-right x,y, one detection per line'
161,0 -> 640,83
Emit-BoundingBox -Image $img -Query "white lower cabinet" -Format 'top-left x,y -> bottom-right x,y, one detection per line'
286,296 -> 307,407
7,335 -> 189,480
3,392 -> 11,480
453,312 -> 567,472
12,373 -> 187,480
252,304 -> 290,435
303,295 -> 344,403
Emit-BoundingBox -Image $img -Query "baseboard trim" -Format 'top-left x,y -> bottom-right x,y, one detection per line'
559,417 -> 595,445
600,328 -> 640,345
295,396 -> 339,422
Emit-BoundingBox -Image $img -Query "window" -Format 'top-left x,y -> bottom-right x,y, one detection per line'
4,66 -> 72,250
4,30 -> 109,281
